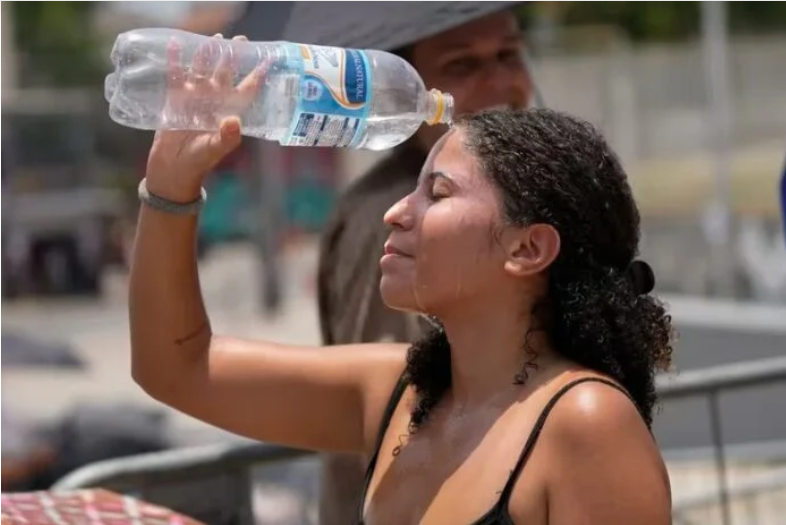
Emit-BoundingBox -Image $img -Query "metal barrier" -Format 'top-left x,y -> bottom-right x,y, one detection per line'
672,466 -> 786,525
53,441 -> 315,525
659,356 -> 786,525
52,356 -> 786,524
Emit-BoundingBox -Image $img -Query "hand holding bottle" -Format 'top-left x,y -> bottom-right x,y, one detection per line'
107,28 -> 453,152
144,34 -> 264,202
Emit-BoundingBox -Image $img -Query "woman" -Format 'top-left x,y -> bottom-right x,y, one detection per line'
130,37 -> 673,525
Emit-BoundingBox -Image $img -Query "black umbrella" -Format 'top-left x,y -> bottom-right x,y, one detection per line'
2,332 -> 85,369
228,1 -> 522,51
226,1 -> 544,107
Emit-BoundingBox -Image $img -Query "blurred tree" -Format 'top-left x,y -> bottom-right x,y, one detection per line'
519,1 -> 786,44
728,1 -> 786,34
12,2 -> 103,87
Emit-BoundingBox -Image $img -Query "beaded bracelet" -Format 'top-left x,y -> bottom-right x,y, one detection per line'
138,178 -> 207,216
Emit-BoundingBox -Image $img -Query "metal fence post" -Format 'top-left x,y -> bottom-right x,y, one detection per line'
708,389 -> 732,525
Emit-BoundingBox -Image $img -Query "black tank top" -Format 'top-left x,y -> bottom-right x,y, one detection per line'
356,376 -> 634,525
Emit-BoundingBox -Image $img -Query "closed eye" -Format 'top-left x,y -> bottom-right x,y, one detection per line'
429,187 -> 448,201
425,171 -> 453,201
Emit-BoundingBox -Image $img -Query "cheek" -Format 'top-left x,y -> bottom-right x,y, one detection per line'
415,205 -> 498,294
423,73 -> 474,114
509,69 -> 533,107
440,70 -> 531,114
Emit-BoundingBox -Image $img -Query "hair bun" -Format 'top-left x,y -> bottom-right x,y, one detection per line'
627,260 -> 655,295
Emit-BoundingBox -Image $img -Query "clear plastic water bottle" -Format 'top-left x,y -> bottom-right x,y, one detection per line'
104,28 -> 454,151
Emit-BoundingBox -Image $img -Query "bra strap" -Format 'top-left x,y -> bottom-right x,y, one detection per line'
497,377 -> 634,505
356,374 -> 409,523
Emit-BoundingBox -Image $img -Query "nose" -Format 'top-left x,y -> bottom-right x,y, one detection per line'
383,195 -> 415,231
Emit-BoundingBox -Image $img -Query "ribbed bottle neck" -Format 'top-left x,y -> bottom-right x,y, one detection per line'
426,89 -> 454,126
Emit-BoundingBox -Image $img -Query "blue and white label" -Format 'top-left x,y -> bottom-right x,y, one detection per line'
284,44 -> 372,148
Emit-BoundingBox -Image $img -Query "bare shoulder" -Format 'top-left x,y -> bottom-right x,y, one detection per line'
517,376 -> 672,525
547,377 -> 653,447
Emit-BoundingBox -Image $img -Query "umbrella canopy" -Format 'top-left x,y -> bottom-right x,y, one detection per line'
2,332 -> 84,369
1,489 -> 206,525
226,2 -> 544,107
228,1 -> 522,50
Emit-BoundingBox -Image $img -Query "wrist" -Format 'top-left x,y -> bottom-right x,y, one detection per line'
143,175 -> 205,204
139,178 -> 207,216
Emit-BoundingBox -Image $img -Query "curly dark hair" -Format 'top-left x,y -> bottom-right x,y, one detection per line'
403,108 -> 674,433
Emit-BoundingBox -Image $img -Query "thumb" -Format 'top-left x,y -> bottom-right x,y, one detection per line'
207,116 -> 243,160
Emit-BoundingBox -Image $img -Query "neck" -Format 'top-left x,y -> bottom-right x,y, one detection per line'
438,299 -> 555,407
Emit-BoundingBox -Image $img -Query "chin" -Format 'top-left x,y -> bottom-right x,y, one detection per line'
379,275 -> 424,314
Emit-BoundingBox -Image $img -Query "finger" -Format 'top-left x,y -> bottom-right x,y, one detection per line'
164,39 -> 187,118
190,39 -> 218,92
235,60 -> 268,107
167,39 -> 186,91
219,116 -> 242,147
227,35 -> 252,92
213,37 -> 235,90
206,117 -> 243,164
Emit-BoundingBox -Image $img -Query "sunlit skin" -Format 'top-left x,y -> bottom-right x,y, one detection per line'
320,11 -> 535,524
129,30 -> 671,525
361,129 -> 670,524
378,129 -> 560,402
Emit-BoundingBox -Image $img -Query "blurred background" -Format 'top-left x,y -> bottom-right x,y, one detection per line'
2,2 -> 786,524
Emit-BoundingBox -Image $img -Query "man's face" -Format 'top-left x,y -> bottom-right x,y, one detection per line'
411,11 -> 532,150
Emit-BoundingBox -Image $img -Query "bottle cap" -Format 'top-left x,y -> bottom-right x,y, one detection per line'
427,89 -> 454,126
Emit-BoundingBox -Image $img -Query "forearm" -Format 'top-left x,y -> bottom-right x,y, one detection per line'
129,202 -> 209,391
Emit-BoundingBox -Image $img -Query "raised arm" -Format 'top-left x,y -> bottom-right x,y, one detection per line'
129,35 -> 405,454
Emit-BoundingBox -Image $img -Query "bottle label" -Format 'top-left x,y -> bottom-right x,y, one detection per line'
284,44 -> 372,148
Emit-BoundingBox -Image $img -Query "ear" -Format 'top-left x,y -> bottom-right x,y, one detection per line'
502,223 -> 561,278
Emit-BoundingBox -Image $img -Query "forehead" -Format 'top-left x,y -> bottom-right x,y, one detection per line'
414,11 -> 522,59
426,130 -> 483,185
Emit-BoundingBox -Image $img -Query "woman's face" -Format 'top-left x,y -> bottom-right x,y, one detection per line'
379,129 -> 512,315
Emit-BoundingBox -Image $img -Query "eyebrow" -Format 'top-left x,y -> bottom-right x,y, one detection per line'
419,170 -> 456,187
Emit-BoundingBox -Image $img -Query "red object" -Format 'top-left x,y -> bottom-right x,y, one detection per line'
1,490 -> 206,525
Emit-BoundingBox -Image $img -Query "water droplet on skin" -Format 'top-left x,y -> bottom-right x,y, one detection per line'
452,209 -> 470,300
413,287 -> 426,313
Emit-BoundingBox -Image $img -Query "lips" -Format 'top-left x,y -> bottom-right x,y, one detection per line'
383,242 -> 411,258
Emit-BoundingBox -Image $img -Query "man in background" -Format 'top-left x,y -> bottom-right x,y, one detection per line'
316,9 -> 534,524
